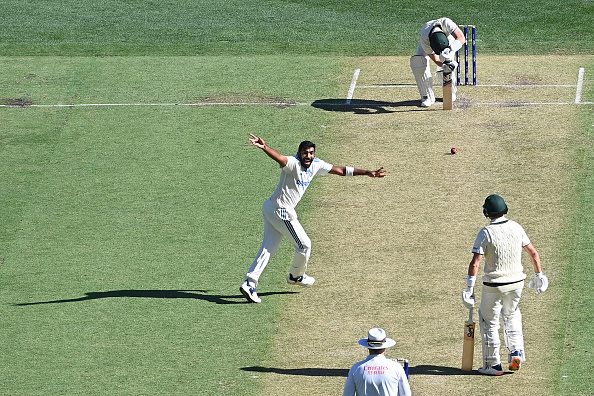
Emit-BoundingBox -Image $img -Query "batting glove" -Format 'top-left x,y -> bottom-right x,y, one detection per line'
442,60 -> 458,73
528,272 -> 549,294
439,48 -> 455,63
462,287 -> 475,308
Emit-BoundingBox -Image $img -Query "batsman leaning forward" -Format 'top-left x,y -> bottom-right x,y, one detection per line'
411,17 -> 466,107
240,134 -> 386,304
462,195 -> 549,375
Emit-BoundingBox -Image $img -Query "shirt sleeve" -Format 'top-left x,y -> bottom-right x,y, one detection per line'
315,158 -> 334,176
282,156 -> 299,173
342,369 -> 356,396
520,226 -> 531,247
440,17 -> 459,36
472,229 -> 488,255
399,377 -> 412,396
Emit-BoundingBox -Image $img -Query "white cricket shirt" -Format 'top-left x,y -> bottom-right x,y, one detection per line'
419,17 -> 459,55
268,155 -> 333,210
343,354 -> 411,396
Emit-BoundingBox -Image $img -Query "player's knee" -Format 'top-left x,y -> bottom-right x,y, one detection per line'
260,244 -> 280,257
295,239 -> 311,255
296,245 -> 310,256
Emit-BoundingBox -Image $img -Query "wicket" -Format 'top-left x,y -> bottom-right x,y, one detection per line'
456,25 -> 477,85
396,358 -> 409,379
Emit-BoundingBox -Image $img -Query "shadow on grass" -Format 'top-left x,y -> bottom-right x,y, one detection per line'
311,99 -> 434,114
241,364 -> 481,377
13,289 -> 297,306
408,365 -> 481,376
242,366 -> 349,377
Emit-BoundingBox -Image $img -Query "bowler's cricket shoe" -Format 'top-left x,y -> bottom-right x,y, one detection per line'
509,351 -> 523,371
287,273 -> 315,287
478,364 -> 504,376
240,280 -> 262,303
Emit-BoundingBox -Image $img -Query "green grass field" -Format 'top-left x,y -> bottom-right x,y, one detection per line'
0,0 -> 592,56
0,1 -> 592,395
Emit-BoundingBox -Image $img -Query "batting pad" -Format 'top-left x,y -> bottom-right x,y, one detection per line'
435,66 -> 443,84
410,55 -> 434,101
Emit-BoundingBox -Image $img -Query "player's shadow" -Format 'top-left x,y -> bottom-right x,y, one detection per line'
311,99 -> 430,114
13,289 -> 297,306
409,365 -> 481,376
242,366 -> 349,377
242,364 -> 481,377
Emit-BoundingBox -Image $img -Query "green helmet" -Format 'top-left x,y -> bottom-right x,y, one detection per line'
429,30 -> 449,54
483,194 -> 508,218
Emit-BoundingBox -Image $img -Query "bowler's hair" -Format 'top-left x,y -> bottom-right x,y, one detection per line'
297,140 -> 316,154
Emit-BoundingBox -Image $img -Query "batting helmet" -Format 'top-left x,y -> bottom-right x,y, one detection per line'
483,194 -> 508,218
429,30 -> 449,54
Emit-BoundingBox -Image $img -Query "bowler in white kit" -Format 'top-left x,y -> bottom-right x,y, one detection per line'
240,134 -> 386,303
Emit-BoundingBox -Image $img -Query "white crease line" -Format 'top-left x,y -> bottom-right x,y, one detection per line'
476,101 -> 594,105
358,85 -> 416,88
476,84 -> 577,88
1,101 -> 593,109
346,69 -> 360,105
358,84 -> 578,88
0,102 -> 303,108
575,67 -> 585,104
313,101 -> 593,106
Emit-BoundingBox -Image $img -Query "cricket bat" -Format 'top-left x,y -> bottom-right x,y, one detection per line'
461,307 -> 475,371
443,70 -> 453,110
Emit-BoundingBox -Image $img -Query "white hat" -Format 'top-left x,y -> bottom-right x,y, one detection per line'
358,328 -> 397,349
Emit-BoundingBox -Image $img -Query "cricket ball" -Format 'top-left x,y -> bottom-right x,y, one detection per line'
451,147 -> 458,154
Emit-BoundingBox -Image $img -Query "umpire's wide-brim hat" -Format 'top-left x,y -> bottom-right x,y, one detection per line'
358,328 -> 397,349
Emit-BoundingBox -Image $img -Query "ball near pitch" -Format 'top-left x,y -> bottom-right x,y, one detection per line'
451,147 -> 458,154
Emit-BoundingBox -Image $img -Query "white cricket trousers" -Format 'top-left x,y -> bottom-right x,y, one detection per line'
246,199 -> 311,286
478,281 -> 525,366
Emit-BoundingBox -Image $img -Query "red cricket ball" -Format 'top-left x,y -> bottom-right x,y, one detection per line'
451,147 -> 458,154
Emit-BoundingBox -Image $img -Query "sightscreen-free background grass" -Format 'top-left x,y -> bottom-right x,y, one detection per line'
0,0 -> 592,56
0,56 -> 345,395
0,1 -> 592,395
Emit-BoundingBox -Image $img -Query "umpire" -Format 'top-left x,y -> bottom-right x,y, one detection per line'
343,328 -> 411,396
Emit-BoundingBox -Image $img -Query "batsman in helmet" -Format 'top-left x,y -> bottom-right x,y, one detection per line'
462,195 -> 549,375
410,17 -> 466,107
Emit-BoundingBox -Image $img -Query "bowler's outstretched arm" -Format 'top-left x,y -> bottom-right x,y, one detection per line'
249,134 -> 288,167
330,166 -> 387,177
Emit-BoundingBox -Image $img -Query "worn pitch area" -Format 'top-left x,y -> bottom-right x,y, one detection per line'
258,56 -> 591,396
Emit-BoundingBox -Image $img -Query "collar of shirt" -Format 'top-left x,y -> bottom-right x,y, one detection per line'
490,216 -> 508,224
363,353 -> 387,363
